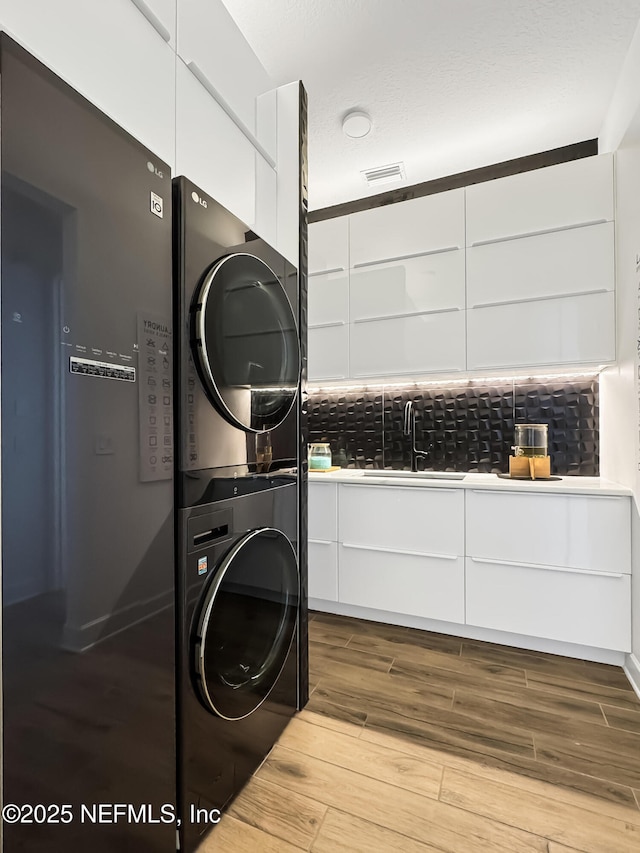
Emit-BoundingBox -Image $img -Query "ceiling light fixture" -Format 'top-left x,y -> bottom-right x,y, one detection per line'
342,110 -> 372,139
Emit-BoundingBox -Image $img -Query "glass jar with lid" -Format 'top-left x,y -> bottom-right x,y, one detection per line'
513,424 -> 548,458
308,442 -> 332,470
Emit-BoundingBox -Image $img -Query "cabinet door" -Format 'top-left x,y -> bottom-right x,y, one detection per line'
340,484 -> 464,556
253,88 -> 277,244
466,490 -> 631,574
466,291 -> 615,370
176,60 -> 255,226
351,310 -> 465,377
465,558 -> 631,651
350,250 -> 464,320
254,152 -> 277,247
275,81 -> 301,267
176,0 -> 271,139
309,218 -> 349,275
308,541 -> 338,601
256,88 -> 278,167
308,325 -> 349,381
340,546 -> 464,624
130,0 -> 176,46
308,271 -> 349,327
309,483 -> 338,541
308,483 -> 338,602
466,154 -> 614,246
349,189 -> 465,266
0,0 -> 176,166
467,222 -> 614,308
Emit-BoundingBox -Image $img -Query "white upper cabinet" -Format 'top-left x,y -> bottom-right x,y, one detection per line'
350,251 -> 465,320
175,60 -> 255,226
253,87 -> 277,245
467,221 -> 614,308
467,290 -> 615,370
466,154 -> 615,370
307,153 -> 616,379
276,81 -> 301,267
350,310 -> 466,377
308,221 -> 349,329
177,0 -> 272,142
308,325 -> 349,381
465,154 -> 614,246
130,0 -> 176,46
309,218 -> 349,275
308,272 -> 349,327
346,194 -> 466,380
349,189 -> 465,266
254,152 -> 277,247
308,219 -> 350,380
0,0 -> 177,167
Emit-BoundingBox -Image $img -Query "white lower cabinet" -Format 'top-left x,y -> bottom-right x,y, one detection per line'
339,484 -> 464,553
337,484 -> 465,623
466,489 -> 630,572
308,483 -> 339,602
465,489 -> 631,652
307,481 -> 632,653
465,557 -> 631,651
309,541 -> 338,601
340,546 -> 464,623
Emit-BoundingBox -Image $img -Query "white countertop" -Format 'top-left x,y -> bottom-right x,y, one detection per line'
308,469 -> 632,497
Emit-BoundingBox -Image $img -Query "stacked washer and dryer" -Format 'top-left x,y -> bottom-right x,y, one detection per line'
0,33 -> 307,853
172,176 -> 307,852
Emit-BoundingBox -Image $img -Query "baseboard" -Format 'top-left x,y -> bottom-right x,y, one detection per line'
309,598 -> 627,666
624,653 -> 640,700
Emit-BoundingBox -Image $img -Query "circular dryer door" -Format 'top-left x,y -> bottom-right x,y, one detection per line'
193,527 -> 299,720
192,253 -> 300,433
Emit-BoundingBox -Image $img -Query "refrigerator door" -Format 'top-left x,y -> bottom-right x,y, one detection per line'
1,36 -> 175,852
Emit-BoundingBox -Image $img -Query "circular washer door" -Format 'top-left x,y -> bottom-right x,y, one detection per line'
193,528 -> 299,720
192,253 -> 300,433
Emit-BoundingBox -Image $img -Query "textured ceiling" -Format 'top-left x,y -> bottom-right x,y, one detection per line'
221,0 -> 640,211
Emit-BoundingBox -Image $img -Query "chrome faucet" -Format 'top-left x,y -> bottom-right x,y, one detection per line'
403,401 -> 430,472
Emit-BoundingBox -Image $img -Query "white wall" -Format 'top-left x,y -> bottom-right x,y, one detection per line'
600,133 -> 640,689
599,18 -> 640,691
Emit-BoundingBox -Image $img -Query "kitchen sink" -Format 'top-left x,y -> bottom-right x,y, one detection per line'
361,470 -> 466,480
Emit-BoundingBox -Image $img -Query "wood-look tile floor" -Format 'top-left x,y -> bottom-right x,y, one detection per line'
202,612 -> 640,852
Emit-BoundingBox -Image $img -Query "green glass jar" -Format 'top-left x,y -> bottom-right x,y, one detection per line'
308,442 -> 332,470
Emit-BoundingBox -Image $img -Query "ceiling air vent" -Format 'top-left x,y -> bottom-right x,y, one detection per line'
361,162 -> 406,187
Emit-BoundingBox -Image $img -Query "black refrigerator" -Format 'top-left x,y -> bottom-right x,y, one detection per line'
1,36 -> 176,852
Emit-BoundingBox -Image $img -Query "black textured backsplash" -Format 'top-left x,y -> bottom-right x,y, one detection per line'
307,376 -> 599,475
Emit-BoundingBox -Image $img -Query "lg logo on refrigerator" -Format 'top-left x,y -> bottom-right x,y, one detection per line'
191,191 -> 208,209
146,160 -> 164,179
